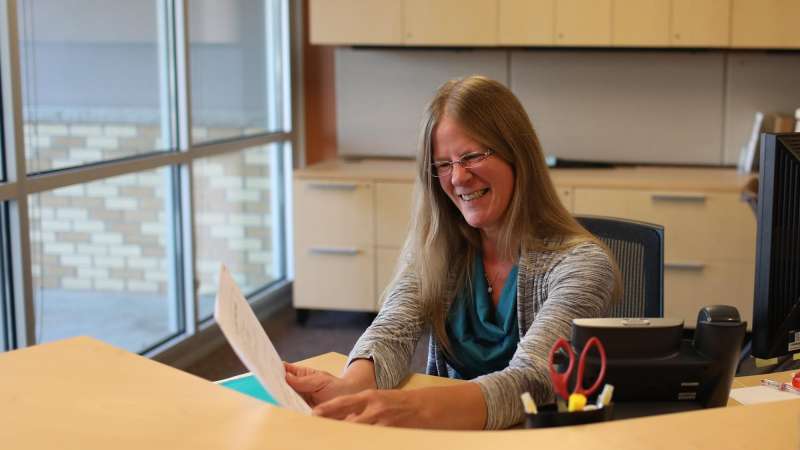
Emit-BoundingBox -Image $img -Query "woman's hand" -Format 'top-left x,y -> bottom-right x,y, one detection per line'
312,389 -> 430,428
284,362 -> 360,406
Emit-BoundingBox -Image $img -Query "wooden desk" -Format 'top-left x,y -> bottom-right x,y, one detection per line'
1,337 -> 798,450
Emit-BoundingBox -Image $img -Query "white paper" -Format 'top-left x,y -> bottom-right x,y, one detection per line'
214,265 -> 311,414
729,386 -> 800,405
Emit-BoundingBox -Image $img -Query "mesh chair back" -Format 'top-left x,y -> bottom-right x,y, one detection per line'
576,215 -> 664,318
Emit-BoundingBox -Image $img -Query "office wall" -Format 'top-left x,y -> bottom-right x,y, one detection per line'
334,48 -> 800,165
335,49 -> 507,158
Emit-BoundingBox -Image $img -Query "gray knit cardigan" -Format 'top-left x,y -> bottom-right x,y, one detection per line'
348,241 -> 615,429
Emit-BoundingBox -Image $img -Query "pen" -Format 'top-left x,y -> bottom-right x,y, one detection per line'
596,384 -> 614,408
520,391 -> 538,415
761,379 -> 800,395
761,379 -> 782,389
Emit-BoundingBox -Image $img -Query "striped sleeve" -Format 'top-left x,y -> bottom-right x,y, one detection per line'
347,269 -> 426,389
473,242 -> 615,429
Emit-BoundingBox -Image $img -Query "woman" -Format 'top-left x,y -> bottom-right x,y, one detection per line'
285,75 -> 618,430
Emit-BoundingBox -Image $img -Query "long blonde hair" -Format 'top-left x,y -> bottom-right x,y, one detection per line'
387,76 -> 618,353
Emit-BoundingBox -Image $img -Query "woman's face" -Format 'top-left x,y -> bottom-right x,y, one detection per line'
432,116 -> 515,238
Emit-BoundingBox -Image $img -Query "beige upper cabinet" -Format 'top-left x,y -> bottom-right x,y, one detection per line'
310,0 -> 793,49
309,0 -> 404,45
404,0 -> 498,46
731,0 -> 800,49
498,0 -> 555,45
555,0 -> 612,46
613,0 -> 670,47
670,0 -> 731,47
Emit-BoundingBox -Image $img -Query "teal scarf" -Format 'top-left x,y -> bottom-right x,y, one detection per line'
445,255 -> 519,380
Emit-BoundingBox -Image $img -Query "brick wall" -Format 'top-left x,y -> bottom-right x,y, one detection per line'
27,122 -> 277,298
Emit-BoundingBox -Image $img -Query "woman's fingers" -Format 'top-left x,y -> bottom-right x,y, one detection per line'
313,392 -> 369,420
285,370 -> 331,393
283,361 -> 319,377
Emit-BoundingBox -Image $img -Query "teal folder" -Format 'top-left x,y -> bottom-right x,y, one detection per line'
217,373 -> 278,406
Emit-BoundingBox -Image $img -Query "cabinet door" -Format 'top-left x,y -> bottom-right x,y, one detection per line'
309,0 -> 404,45
498,0 -> 555,45
295,247 -> 377,311
573,188 -> 756,263
294,180 -> 374,248
404,0 -> 498,46
293,179 -> 376,311
612,0 -> 670,47
376,182 -> 414,248
665,261 -> 754,328
377,247 -> 402,306
555,0 -> 612,46
671,0 -> 731,47
556,186 -> 574,212
731,0 -> 800,49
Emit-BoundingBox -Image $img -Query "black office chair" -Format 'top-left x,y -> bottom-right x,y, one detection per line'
575,215 -> 664,318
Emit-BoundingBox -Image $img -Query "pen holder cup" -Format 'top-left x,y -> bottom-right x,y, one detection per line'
525,403 -> 614,428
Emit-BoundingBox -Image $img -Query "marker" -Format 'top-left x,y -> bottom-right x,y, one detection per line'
568,393 -> 587,412
596,384 -> 614,408
761,379 -> 800,395
583,404 -> 599,411
520,391 -> 538,415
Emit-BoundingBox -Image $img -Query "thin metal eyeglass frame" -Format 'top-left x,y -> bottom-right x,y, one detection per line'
431,149 -> 495,178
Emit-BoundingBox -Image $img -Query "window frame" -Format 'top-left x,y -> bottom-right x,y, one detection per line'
0,0 -> 296,354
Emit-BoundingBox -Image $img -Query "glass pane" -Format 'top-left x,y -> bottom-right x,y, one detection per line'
18,1 -> 173,173
189,0 -> 287,144
29,168 -> 180,352
194,144 -> 284,321
0,204 -> 7,351
0,77 -> 5,181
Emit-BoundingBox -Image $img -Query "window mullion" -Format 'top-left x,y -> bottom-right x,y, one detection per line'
1,0 -> 35,348
174,0 -> 197,334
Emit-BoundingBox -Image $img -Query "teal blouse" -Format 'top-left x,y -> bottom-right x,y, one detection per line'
445,255 -> 520,380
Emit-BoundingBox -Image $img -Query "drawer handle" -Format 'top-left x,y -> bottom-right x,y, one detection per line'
306,183 -> 359,191
666,261 -> 706,271
651,194 -> 707,203
309,247 -> 361,256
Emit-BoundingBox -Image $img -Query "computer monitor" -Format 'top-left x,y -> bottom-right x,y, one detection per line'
752,132 -> 800,359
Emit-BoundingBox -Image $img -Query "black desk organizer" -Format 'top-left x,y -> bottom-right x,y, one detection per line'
525,403 -> 614,428
525,305 -> 747,427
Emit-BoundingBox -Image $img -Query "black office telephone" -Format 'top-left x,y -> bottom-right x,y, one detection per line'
571,305 -> 746,414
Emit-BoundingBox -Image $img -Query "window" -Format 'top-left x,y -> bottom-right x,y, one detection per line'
18,0 -> 174,173
29,168 -> 181,352
190,0 -> 288,143
193,143 -> 286,321
0,0 -> 293,354
0,204 -> 9,350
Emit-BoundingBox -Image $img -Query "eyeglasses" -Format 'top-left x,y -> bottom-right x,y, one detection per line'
431,149 -> 495,177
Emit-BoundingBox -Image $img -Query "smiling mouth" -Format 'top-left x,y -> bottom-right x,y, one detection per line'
459,188 -> 489,201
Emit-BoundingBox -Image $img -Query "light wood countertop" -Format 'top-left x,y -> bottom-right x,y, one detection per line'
2,337 -> 798,450
294,158 -> 754,193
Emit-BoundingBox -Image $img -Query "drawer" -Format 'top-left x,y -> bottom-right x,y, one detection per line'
664,261 -> 754,329
376,182 -> 414,247
376,247 -> 402,305
573,188 -> 756,262
294,246 -> 376,311
293,179 -> 374,247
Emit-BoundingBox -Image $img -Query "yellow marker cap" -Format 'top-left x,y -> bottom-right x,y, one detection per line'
568,393 -> 587,412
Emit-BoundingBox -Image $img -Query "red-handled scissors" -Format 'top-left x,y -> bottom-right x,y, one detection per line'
548,336 -> 607,401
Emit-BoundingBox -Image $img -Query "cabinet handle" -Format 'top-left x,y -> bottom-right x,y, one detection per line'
651,194 -> 707,203
309,247 -> 361,256
306,182 -> 359,191
665,261 -> 706,271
